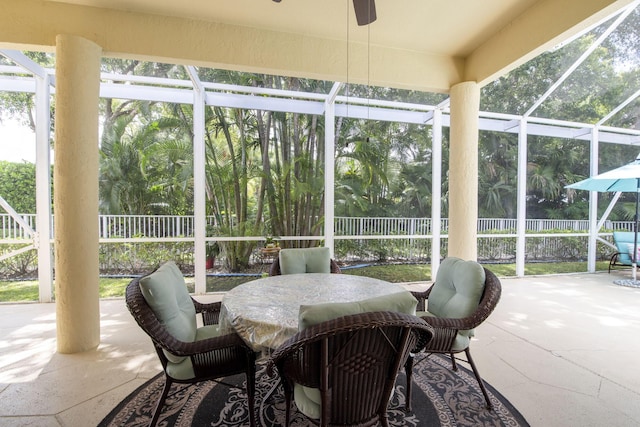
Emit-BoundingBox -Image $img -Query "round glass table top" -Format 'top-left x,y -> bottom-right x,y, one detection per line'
219,273 -> 407,352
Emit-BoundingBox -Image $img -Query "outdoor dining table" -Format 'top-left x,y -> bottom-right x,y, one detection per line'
218,272 -> 409,353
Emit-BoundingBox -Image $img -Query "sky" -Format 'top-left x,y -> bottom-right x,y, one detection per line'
0,118 -> 38,163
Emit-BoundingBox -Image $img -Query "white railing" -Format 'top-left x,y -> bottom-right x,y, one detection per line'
1,213 -> 631,279
0,214 -> 38,239
0,213 -> 632,239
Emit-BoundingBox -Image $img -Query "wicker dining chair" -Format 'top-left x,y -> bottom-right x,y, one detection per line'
125,261 -> 257,427
269,247 -> 342,276
270,311 -> 433,427
405,257 -> 502,411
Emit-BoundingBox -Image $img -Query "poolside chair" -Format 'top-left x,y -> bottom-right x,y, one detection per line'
270,308 -> 433,427
269,247 -> 342,275
125,261 -> 257,427
405,257 -> 502,410
609,231 -> 640,273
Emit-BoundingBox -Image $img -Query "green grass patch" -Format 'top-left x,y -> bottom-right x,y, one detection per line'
342,264 -> 431,282
206,275 -> 264,293
0,280 -> 39,302
0,261 -> 613,302
99,278 -> 130,298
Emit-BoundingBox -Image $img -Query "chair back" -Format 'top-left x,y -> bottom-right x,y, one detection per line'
126,275 -> 174,367
270,247 -> 341,275
414,258 -> 501,353
271,311 -> 433,426
473,267 -> 502,328
428,257 -> 486,320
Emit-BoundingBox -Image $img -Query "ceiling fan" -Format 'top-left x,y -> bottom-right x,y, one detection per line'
271,0 -> 377,26
353,0 -> 377,25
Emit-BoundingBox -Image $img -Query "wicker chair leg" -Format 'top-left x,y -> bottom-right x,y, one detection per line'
150,376 -> 172,427
449,352 -> 458,371
465,348 -> 493,410
380,413 -> 390,427
246,352 -> 256,427
404,355 -> 414,411
246,361 -> 257,427
282,382 -> 292,427
609,253 -> 617,273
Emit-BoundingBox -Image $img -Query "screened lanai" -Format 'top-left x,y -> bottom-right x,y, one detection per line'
1,0 -> 639,352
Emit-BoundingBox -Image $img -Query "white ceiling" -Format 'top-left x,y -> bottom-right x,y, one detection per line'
48,0 -> 537,57
9,0 -> 630,92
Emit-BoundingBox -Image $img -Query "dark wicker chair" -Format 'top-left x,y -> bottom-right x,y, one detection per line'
125,276 -> 257,427
269,248 -> 342,276
405,262 -> 502,411
269,311 -> 433,427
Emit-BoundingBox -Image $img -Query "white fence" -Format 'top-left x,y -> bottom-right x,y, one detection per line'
1,213 -> 630,278
0,213 -> 631,240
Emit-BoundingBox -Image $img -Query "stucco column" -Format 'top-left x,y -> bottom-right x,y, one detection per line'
54,35 -> 102,353
448,81 -> 480,261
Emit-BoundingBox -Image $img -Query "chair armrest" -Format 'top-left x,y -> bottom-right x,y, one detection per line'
410,286 -> 433,312
157,327 -> 250,358
330,259 -> 342,274
192,298 -> 222,325
269,258 -> 281,276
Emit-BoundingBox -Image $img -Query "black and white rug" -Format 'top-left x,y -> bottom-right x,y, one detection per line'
99,354 -> 528,426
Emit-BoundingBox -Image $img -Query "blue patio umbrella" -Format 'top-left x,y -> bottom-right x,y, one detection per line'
566,154 -> 640,285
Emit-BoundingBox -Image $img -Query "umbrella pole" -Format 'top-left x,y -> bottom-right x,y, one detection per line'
635,185 -> 640,281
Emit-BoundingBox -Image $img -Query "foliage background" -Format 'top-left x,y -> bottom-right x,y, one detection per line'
0,8 -> 639,278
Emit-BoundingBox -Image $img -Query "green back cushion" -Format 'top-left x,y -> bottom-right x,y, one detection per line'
139,261 -> 196,363
298,291 -> 417,330
428,257 -> 485,320
295,291 -> 417,419
279,247 -> 331,275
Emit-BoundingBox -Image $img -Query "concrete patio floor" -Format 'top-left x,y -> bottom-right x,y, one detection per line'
1,270 -> 639,426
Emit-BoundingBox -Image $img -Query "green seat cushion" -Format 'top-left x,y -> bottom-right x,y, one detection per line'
427,257 -> 485,341
293,384 -> 322,420
420,310 -> 472,351
165,324 -> 221,380
139,261 -> 197,363
279,247 -> 331,275
298,291 -> 417,330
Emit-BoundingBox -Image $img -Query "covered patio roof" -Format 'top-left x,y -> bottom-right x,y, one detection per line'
2,0 -> 635,93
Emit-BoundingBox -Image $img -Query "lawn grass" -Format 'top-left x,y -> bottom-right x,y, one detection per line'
0,261 -> 612,302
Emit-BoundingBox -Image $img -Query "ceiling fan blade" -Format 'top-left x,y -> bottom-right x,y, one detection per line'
353,0 -> 377,26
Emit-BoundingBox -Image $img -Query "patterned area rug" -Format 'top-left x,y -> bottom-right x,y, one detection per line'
99,354 -> 528,426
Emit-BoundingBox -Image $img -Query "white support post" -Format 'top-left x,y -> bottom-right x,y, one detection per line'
324,83 -> 341,256
187,66 -> 207,294
516,119 -> 527,277
587,128 -> 599,272
35,73 -> 53,302
430,108 -> 443,279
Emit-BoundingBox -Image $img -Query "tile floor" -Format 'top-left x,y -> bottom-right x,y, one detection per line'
1,270 -> 640,426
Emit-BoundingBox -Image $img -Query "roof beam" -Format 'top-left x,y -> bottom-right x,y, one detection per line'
465,0 -> 637,86
524,4 -> 635,117
0,49 -> 50,81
